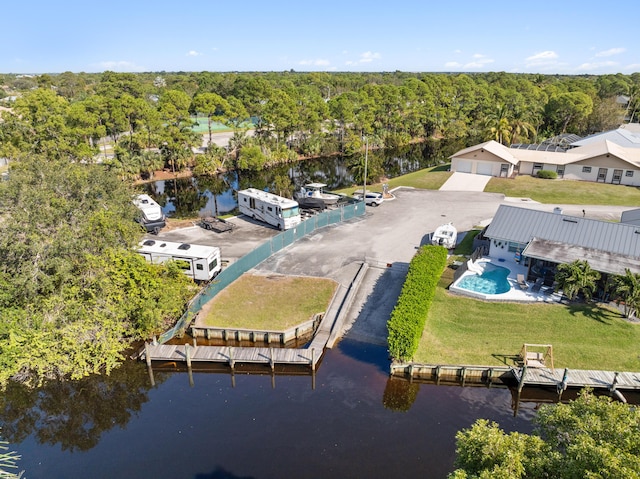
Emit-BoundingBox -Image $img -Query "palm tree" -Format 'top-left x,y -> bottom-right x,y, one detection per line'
483,103 -> 512,145
555,260 -> 601,301
613,269 -> 640,318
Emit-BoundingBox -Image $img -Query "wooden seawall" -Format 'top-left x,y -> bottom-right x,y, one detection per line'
391,362 -> 640,401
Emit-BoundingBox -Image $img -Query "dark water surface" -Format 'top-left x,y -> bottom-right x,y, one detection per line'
143,140 -> 464,219
10,340 -> 537,479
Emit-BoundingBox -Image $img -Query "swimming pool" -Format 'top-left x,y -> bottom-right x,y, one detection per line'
455,263 -> 511,295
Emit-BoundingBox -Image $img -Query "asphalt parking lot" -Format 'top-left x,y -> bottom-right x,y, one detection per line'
151,189 -> 633,346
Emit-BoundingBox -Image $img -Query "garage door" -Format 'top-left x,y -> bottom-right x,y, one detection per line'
455,159 -> 472,173
476,161 -> 494,176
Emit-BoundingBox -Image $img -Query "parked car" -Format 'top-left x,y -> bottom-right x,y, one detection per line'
353,191 -> 384,206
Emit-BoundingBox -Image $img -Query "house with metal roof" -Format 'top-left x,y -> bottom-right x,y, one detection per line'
450,133 -> 640,186
484,205 -> 640,284
569,126 -> 640,149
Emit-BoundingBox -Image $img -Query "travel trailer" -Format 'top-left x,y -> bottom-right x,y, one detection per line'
133,194 -> 166,234
237,188 -> 301,230
137,239 -> 221,281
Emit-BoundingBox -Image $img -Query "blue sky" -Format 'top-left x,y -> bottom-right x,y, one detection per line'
3,0 -> 639,74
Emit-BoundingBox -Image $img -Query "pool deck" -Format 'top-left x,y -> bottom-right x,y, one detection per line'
450,257 -> 563,302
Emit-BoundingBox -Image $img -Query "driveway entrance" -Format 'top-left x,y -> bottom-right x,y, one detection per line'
439,172 -> 492,192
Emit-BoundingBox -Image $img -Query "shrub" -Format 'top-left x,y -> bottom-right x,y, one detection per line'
537,170 -> 558,179
387,245 -> 448,361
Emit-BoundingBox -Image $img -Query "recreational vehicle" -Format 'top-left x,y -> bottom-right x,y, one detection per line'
137,239 -> 221,281
237,188 -> 301,230
133,194 -> 166,234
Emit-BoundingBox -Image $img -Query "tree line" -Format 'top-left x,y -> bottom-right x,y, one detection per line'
1,70 -> 639,182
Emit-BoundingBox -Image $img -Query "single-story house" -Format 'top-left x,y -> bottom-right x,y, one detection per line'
483,204 -> 640,283
450,138 -> 640,186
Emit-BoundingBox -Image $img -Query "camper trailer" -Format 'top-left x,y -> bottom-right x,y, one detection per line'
137,239 -> 221,281
133,194 -> 166,234
237,188 -> 301,230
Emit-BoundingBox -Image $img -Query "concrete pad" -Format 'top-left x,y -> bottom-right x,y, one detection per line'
439,172 -> 492,192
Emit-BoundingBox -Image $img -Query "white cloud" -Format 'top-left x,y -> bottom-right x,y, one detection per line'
526,51 -> 558,62
595,47 -> 625,57
453,49 -> 462,54
93,60 -> 146,72
298,59 -> 331,66
345,51 -> 381,66
359,51 -> 381,63
464,54 -> 494,69
524,51 -> 561,69
187,50 -> 202,57
576,61 -> 617,71
624,63 -> 640,70
445,61 -> 461,68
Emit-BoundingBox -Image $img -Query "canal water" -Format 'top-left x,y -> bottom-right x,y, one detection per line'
143,140 -> 465,218
6,340 -> 538,479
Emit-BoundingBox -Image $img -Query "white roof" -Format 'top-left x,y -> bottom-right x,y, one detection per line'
452,138 -> 640,168
138,239 -> 219,259
450,140 -> 519,165
238,188 -> 299,208
571,127 -> 640,149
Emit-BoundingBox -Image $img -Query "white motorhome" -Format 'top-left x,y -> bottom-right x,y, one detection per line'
133,194 -> 166,234
137,239 -> 221,281
237,188 -> 301,230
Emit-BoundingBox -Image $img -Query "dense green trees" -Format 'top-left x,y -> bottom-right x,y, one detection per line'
0,157 -> 196,387
2,70 -> 636,180
450,390 -> 640,478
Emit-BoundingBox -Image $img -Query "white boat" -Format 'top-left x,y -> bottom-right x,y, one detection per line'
299,183 -> 340,206
432,223 -> 457,249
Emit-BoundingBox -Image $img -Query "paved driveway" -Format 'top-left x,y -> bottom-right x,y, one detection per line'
439,172 -> 492,191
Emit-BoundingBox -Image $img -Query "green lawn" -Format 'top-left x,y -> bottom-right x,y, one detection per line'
335,164 -> 452,195
202,274 -> 337,330
485,175 -> 640,206
335,163 -> 640,206
414,272 -> 640,371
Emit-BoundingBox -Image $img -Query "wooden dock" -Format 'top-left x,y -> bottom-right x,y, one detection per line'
516,367 -> 640,391
143,343 -> 319,369
391,362 -> 640,399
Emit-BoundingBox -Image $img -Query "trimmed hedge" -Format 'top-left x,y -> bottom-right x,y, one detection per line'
387,245 -> 448,361
537,170 -> 558,179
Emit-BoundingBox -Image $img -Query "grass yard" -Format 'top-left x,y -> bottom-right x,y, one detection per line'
485,175 -> 640,206
335,164 -> 452,195
201,274 -> 337,330
414,271 -> 640,371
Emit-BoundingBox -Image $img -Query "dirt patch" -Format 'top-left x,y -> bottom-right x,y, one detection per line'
163,218 -> 198,232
